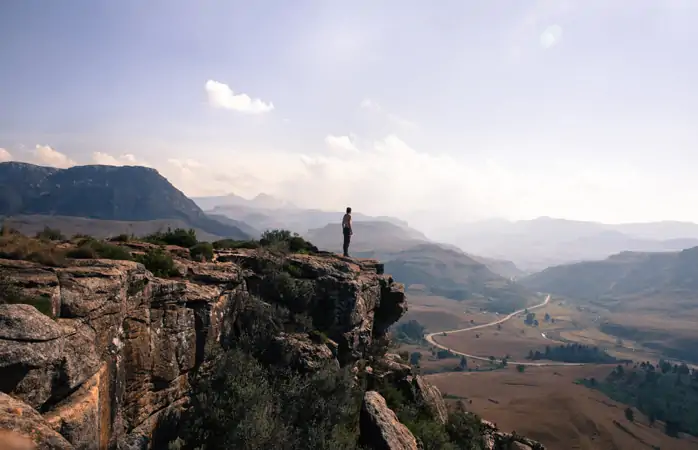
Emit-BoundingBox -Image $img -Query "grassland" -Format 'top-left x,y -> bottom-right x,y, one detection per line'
427,365 -> 698,450
1,214 -> 225,242
396,291 -> 698,448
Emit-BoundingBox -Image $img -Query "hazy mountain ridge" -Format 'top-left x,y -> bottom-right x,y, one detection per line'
520,246 -> 698,301
446,217 -> 698,271
0,162 -> 251,239
193,193 -> 411,234
306,222 -> 532,311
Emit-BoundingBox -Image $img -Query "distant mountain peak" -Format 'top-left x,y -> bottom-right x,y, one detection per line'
0,162 -> 250,240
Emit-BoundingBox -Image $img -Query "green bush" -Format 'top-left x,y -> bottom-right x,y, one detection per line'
145,228 -> 198,248
190,242 -> 214,261
66,239 -> 133,261
174,345 -> 361,449
373,379 -> 487,450
135,248 -> 179,277
66,245 -> 98,259
213,239 -> 260,250
35,226 -> 64,241
260,229 -> 318,254
110,233 -> 132,242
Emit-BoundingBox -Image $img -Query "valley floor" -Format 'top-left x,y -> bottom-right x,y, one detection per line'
399,292 -> 698,449
427,365 -> 698,450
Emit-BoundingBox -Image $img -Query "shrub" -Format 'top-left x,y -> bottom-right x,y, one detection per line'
260,229 -> 318,254
66,245 -> 98,259
0,223 -> 20,236
110,233 -> 132,242
135,248 -> 179,277
35,226 -> 64,241
173,303 -> 362,450
213,239 -> 260,250
190,242 -> 214,261
66,239 -> 133,261
145,228 -> 198,248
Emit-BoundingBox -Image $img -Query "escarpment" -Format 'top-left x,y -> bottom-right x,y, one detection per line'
0,246 -> 544,449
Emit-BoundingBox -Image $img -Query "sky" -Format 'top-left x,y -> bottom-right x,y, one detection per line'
1,0 -> 698,226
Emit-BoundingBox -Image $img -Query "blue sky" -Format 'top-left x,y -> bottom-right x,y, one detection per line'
2,1 -> 698,225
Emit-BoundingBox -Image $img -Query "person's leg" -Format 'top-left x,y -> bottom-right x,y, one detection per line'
343,229 -> 351,257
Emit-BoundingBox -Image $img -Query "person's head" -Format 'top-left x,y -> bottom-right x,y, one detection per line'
346,207 -> 352,214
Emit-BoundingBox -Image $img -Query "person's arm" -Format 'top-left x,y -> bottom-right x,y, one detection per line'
348,216 -> 353,234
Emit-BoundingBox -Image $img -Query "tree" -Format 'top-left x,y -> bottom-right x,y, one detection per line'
524,312 -> 536,325
393,320 -> 426,343
544,313 -> 551,322
410,352 -> 422,366
459,356 -> 467,370
624,407 -> 634,422
516,365 -> 526,373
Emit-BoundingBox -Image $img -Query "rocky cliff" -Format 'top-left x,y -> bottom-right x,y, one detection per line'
0,244 -> 543,449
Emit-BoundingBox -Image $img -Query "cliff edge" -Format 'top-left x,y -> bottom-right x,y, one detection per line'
0,232 -> 543,450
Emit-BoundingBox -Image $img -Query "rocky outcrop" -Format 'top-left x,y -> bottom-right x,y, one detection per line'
480,420 -> 542,450
360,391 -> 418,450
0,393 -> 72,449
0,250 -> 407,449
409,375 -> 448,425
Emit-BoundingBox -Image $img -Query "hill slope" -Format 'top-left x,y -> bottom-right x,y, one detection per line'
307,222 -> 532,312
520,246 -> 698,301
0,162 -> 250,239
446,217 -> 698,271
195,193 -> 411,234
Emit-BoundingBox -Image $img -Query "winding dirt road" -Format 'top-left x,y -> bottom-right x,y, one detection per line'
424,294 -> 585,367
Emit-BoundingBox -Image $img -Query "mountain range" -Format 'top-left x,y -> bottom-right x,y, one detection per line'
192,193 -> 410,237
305,221 -> 532,311
0,162 -> 250,240
443,216 -> 698,271
521,246 -> 698,302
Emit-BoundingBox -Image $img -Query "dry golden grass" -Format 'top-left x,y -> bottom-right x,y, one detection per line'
2,214 -> 224,242
398,343 -> 500,374
402,293 -> 494,332
0,229 -> 67,266
427,365 -> 698,450
433,325 -> 553,360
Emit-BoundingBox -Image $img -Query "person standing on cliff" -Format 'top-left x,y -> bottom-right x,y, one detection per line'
342,207 -> 353,257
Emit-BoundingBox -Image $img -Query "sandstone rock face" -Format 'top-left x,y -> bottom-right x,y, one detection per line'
0,392 -> 72,449
360,391 -> 418,450
0,250 -> 407,449
410,375 -> 448,425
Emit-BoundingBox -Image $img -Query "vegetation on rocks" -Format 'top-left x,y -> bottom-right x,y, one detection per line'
168,302 -> 363,450
0,275 -> 53,317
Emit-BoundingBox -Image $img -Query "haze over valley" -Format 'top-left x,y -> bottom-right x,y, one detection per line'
3,2 -> 698,449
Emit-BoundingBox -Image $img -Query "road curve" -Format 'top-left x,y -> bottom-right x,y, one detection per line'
424,294 -> 585,367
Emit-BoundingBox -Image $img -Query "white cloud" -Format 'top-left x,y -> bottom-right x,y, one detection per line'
92,152 -> 148,166
0,148 -> 12,162
33,145 -> 75,168
359,98 -> 418,131
205,80 -> 274,114
324,134 -> 358,153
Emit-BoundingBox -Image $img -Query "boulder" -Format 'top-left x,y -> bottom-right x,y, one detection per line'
360,391 -> 418,450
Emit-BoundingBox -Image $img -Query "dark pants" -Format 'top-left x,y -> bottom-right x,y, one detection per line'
343,228 -> 351,257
